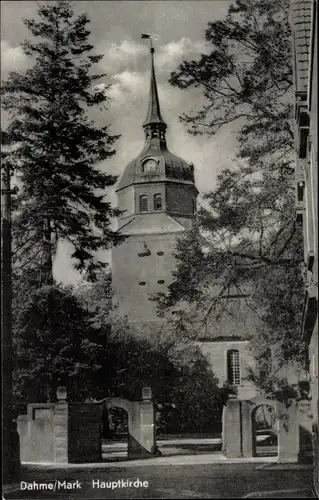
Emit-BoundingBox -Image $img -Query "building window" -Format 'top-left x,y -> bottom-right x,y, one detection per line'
154,194 -> 162,211
142,158 -> 157,173
139,195 -> 148,212
137,243 -> 151,257
192,199 -> 196,213
227,349 -> 241,386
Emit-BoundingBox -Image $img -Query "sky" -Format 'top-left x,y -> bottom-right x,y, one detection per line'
1,0 -> 237,285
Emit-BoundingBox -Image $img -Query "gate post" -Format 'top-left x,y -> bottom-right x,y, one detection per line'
277,400 -> 299,463
139,387 -> 158,456
241,400 -> 253,458
223,395 -> 242,458
53,387 -> 68,463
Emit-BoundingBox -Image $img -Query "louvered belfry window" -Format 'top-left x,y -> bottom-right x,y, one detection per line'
139,195 -> 148,212
154,194 -> 162,211
227,349 -> 241,386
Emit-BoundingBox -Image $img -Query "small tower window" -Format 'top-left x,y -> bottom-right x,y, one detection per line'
139,195 -> 148,212
227,349 -> 241,386
154,194 -> 162,211
192,199 -> 196,214
143,159 -> 157,173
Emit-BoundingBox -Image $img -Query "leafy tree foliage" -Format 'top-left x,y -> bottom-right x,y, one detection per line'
75,272 -> 226,434
170,0 -> 293,169
76,268 -> 113,329
159,0 -> 307,396
1,0 -> 121,283
12,261 -> 228,432
94,331 -> 225,436
12,267 -> 104,408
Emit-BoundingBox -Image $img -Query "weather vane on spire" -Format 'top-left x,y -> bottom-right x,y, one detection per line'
141,33 -> 159,53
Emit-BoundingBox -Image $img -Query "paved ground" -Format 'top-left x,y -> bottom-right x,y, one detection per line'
102,438 -> 222,460
20,454 -> 278,468
3,461 -> 314,499
101,438 -> 275,460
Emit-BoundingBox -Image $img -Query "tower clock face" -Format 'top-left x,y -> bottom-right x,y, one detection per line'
143,159 -> 157,173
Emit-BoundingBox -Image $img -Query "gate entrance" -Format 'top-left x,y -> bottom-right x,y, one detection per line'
252,404 -> 278,457
96,389 -> 159,461
17,386 -> 159,464
223,395 -> 300,462
102,406 -> 128,461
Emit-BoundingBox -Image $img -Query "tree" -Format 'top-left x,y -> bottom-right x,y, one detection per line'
75,268 -> 113,329
170,0 -> 293,170
12,267 -> 105,408
1,0 -> 122,283
75,271 -> 225,434
158,0 -> 307,396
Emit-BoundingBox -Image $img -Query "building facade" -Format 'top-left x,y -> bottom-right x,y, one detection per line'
112,45 -> 256,393
291,0 -> 318,489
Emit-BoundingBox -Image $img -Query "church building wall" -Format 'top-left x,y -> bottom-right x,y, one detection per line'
117,187 -> 134,218
166,183 -> 195,215
112,231 -> 179,322
196,340 -> 255,388
134,183 -> 166,213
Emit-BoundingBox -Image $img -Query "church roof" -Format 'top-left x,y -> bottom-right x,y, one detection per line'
118,213 -> 189,235
116,145 -> 196,192
196,297 -> 261,342
116,45 -> 196,193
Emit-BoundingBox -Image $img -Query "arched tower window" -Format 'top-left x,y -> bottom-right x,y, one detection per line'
142,158 -> 157,173
192,198 -> 196,214
154,194 -> 162,211
139,195 -> 148,212
227,349 -> 241,386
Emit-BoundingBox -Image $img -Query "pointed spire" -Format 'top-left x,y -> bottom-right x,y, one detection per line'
142,43 -> 167,145
143,47 -> 166,127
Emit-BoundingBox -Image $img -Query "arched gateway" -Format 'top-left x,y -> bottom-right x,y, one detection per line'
17,387 -> 159,464
98,391 -> 159,459
223,395 -> 300,462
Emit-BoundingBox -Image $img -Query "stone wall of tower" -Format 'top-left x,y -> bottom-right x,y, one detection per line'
117,183 -> 196,221
117,187 -> 134,218
166,184 -> 195,215
112,231 -> 180,325
134,183 -> 166,213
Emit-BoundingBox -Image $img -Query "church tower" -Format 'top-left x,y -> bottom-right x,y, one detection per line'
112,44 -> 198,327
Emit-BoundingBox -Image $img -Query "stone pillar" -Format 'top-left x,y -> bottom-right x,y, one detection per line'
17,415 -> 30,463
277,400 -> 299,463
18,404 -> 55,463
222,404 -> 226,454
298,399 -> 313,462
139,387 -> 157,455
241,400 -> 253,458
53,387 -> 68,463
223,396 -> 242,458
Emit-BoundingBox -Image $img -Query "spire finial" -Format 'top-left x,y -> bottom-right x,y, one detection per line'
141,33 -> 154,53
141,34 -> 166,141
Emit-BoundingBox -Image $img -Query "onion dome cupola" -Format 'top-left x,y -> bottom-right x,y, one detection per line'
116,44 -> 197,194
